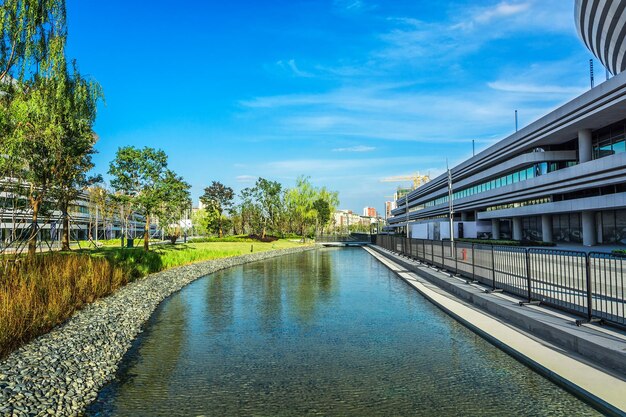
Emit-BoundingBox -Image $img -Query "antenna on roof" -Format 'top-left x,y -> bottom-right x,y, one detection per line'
515,110 -> 518,132
589,59 -> 594,88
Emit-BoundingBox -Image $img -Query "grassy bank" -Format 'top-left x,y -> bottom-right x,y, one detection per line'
0,239 -> 308,358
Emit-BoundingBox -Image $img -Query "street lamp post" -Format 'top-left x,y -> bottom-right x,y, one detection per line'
447,161 -> 455,257
405,194 -> 409,238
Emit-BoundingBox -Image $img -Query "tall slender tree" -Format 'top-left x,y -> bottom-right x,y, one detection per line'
49,62 -> 103,250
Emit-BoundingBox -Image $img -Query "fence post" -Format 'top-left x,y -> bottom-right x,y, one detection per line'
585,253 -> 593,322
455,243 -> 459,275
431,240 -> 434,265
472,244 -> 476,281
491,245 -> 496,291
525,249 -> 532,303
441,240 -> 444,268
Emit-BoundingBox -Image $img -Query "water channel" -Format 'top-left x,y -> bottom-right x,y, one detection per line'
88,248 -> 600,416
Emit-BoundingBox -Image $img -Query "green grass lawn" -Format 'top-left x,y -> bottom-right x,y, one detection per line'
79,239 -> 310,278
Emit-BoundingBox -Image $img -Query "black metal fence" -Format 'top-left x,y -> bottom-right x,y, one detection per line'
373,235 -> 626,328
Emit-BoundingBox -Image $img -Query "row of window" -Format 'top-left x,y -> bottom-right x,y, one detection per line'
485,197 -> 551,212
406,161 -> 572,214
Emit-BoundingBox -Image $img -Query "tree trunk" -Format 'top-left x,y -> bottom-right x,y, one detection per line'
61,205 -> 70,251
28,199 -> 41,257
218,213 -> 223,238
144,215 -> 150,251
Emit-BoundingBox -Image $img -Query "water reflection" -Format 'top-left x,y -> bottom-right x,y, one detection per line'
89,248 -> 599,417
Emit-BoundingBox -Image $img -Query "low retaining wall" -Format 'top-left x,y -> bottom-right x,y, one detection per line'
0,246 -> 316,417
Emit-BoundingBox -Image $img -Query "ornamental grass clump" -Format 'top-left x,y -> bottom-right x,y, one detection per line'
0,254 -> 126,358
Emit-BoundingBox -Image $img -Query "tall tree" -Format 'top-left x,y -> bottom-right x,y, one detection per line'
285,176 -> 317,241
0,0 -> 67,84
5,36 -> 72,255
49,62 -> 103,250
108,146 -> 170,251
200,181 -> 234,238
157,171 -> 191,244
312,198 -> 331,236
253,177 -> 282,239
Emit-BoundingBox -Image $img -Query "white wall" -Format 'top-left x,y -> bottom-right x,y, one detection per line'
411,223 -> 428,239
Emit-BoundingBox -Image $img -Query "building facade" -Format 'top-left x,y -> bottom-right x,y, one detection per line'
363,207 -> 377,217
387,5 -> 626,246
0,184 -> 158,248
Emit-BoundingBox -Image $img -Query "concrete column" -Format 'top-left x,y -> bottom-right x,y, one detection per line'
512,217 -> 523,241
491,219 -> 500,240
582,211 -> 597,246
541,214 -> 553,243
461,212 -> 468,221
578,129 -> 593,163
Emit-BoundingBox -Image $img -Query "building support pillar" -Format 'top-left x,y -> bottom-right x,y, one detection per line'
582,211 -> 597,246
492,219 -> 500,240
541,214 -> 553,243
578,129 -> 592,163
512,217 -> 523,241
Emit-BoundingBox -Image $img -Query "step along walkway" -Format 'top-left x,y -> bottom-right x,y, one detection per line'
365,245 -> 626,417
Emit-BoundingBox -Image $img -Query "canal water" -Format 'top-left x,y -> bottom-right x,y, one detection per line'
88,248 -> 600,416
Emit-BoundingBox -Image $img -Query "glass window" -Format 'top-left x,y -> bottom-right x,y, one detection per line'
613,139 -> 625,154
603,211 -> 617,243
520,170 -> 526,181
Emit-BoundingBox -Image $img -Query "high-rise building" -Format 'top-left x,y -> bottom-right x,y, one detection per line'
363,207 -> 377,217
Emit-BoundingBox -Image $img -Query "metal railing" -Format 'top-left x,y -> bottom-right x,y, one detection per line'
373,235 -> 626,328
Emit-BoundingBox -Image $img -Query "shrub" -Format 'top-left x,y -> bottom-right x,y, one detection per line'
0,253 -> 126,358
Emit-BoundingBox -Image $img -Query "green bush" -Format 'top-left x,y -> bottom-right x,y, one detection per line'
612,249 -> 626,257
455,238 -> 555,247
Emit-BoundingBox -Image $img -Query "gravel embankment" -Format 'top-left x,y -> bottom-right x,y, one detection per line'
0,246 -> 316,417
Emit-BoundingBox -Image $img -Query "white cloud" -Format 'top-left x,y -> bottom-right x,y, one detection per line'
332,145 -> 376,152
473,2 -> 531,24
276,59 -> 313,78
235,175 -> 256,183
333,0 -> 376,13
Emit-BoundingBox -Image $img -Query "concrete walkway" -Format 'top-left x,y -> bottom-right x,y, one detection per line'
365,246 -> 626,416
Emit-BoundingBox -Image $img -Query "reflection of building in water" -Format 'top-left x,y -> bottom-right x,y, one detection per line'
386,2 -> 626,246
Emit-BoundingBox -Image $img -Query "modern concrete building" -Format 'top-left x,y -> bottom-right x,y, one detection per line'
387,3 -> 626,246
576,0 -> 626,76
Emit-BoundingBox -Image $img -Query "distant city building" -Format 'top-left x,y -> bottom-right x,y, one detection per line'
333,210 -> 382,233
363,207 -> 377,217
385,201 -> 396,219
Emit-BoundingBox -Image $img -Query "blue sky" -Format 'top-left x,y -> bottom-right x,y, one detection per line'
66,0 -> 597,213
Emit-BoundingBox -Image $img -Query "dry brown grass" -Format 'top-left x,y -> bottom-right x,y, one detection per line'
0,254 -> 126,358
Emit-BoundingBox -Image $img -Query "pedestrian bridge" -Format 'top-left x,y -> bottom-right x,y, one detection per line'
315,233 -> 372,247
